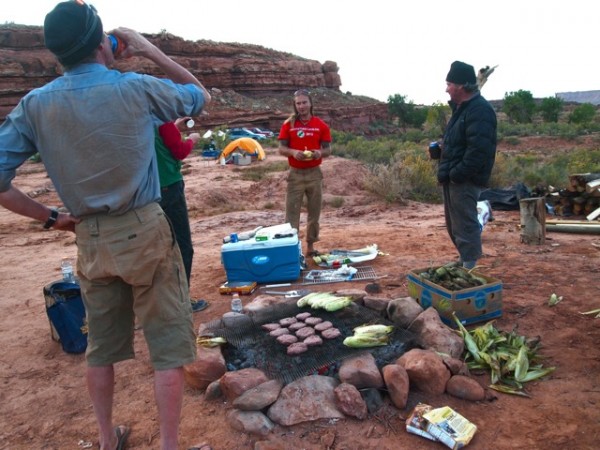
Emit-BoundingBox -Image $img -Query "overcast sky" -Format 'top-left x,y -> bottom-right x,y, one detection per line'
2,0 -> 596,104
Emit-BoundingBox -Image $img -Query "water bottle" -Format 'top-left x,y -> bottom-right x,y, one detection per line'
61,258 -> 75,283
231,293 -> 243,313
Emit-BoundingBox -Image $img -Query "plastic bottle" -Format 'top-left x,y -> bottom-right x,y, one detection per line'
331,258 -> 352,269
185,119 -> 195,128
231,293 -> 243,313
107,34 -> 126,58
61,258 -> 75,283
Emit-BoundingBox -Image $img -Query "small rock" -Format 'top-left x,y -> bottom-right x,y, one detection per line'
365,283 -> 381,294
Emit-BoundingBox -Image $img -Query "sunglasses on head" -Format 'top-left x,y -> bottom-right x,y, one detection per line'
294,89 -> 310,97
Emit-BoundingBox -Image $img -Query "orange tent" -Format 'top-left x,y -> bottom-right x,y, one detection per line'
219,138 -> 266,161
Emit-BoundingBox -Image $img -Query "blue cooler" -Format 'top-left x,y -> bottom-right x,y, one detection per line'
221,233 -> 302,283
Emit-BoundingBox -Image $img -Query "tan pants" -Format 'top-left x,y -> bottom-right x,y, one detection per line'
75,203 -> 196,370
285,166 -> 323,246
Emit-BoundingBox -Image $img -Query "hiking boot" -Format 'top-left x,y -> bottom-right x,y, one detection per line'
191,299 -> 209,313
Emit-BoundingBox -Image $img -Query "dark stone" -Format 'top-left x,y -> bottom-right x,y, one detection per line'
359,388 -> 384,414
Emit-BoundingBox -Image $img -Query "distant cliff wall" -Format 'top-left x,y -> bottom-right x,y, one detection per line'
0,26 -> 388,133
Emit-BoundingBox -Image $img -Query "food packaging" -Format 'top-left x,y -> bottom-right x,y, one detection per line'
406,403 -> 477,449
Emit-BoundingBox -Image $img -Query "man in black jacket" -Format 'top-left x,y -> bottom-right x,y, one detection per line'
437,61 -> 497,269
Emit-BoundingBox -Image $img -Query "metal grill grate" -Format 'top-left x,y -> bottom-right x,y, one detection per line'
204,302 -> 415,384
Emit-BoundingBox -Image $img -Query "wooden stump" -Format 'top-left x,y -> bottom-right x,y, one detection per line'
520,198 -> 546,245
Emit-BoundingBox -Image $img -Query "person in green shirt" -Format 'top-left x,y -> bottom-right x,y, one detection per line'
156,117 -> 209,312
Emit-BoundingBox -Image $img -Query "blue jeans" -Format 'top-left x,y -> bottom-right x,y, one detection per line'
159,181 -> 194,286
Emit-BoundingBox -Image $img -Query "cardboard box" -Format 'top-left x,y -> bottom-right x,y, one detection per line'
407,267 -> 502,327
221,230 -> 301,284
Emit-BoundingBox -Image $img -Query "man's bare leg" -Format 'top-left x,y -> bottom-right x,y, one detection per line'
155,367 -> 185,450
87,365 -> 117,450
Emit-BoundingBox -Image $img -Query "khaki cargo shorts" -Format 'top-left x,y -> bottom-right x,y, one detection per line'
75,203 -> 196,370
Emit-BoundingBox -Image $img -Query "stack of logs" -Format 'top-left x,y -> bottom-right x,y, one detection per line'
548,173 -> 600,220
520,174 -> 600,244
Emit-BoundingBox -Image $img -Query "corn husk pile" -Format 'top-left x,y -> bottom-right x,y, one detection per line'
419,262 -> 488,291
453,312 -> 555,397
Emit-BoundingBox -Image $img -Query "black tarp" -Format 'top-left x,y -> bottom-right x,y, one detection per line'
479,182 -> 532,211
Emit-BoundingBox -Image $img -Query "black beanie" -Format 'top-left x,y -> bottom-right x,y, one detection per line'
44,1 -> 104,66
446,61 -> 476,85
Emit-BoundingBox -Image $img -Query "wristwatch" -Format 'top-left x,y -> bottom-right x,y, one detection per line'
43,208 -> 59,229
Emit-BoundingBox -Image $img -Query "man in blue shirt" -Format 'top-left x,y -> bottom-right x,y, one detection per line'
0,2 -> 211,449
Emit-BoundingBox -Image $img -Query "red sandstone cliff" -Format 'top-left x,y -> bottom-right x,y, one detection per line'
0,25 -> 388,133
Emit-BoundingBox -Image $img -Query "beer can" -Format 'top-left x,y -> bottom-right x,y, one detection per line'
107,34 -> 126,58
428,142 -> 441,160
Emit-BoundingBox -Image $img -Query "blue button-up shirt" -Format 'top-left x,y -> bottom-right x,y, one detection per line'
0,63 -> 205,217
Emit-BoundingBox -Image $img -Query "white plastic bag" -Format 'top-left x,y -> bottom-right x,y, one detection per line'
477,200 -> 492,231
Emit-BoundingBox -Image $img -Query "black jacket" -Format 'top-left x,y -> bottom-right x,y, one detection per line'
437,93 -> 497,187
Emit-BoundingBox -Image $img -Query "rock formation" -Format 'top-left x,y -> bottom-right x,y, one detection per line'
0,25 -> 388,133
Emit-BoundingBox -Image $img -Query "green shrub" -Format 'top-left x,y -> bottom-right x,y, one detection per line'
363,162 -> 407,204
539,97 -> 564,123
569,103 -> 596,125
387,94 -> 427,130
424,103 -> 451,139
503,90 -> 536,123
364,148 -> 440,203
333,119 -> 600,203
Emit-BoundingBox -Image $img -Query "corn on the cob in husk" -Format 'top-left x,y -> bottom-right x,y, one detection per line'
296,292 -> 352,311
323,297 -> 352,311
296,292 -> 323,308
420,262 -> 489,291
343,323 -> 394,348
309,293 -> 340,309
343,334 -> 389,347
353,324 -> 394,336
